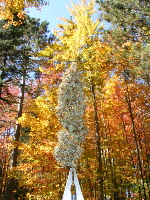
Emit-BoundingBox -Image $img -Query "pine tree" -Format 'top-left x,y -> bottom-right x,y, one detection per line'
0,15 -> 50,104
96,0 -> 150,84
0,15 -> 50,200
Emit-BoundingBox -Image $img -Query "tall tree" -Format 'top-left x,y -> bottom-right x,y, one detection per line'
0,0 -> 48,26
16,65 -> 66,199
96,0 -> 150,84
39,1 -> 112,199
0,15 -> 49,104
96,1 -> 150,199
10,0 -> 149,199
54,64 -> 87,167
0,15 -> 50,200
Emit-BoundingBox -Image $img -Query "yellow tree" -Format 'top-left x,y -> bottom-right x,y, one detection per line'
100,73 -> 150,199
17,71 -> 68,199
35,1 -> 149,199
0,0 -> 48,26
109,41 -> 150,199
39,1 -> 112,199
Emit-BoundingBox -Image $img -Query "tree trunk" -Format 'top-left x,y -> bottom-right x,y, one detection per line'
124,80 -> 147,200
5,71 -> 25,200
120,113 -> 143,199
90,78 -> 104,200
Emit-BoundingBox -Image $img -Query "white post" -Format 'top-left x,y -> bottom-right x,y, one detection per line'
62,168 -> 84,200
71,167 -> 77,200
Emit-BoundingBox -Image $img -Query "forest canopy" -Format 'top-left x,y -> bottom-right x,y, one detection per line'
0,0 -> 149,200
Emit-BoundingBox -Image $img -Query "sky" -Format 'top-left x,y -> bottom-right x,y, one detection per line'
26,0 -> 84,33
25,0 -> 105,34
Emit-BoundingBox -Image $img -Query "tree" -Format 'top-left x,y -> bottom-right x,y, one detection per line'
96,0 -> 150,84
0,0 -> 48,27
17,65 -> 67,199
3,0 -> 148,199
96,1 -> 150,198
38,1 -> 112,199
54,64 -> 87,167
0,15 -> 50,200
101,73 -> 150,199
0,19 -> 25,104
0,15 -> 49,105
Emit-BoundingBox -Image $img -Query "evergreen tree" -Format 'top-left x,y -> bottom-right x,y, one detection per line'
0,15 -> 50,104
0,19 -> 26,104
96,0 -> 150,84
0,15 -> 51,200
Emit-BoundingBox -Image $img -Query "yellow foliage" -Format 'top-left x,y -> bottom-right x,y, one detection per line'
18,94 -> 59,140
40,0 -> 99,61
0,0 -> 47,26
39,0 -> 112,90
16,85 -> 66,199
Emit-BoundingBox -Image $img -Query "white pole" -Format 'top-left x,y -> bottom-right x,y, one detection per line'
62,168 -> 84,200
71,167 -> 77,200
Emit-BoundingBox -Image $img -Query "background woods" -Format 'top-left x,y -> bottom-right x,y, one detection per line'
0,0 -> 149,199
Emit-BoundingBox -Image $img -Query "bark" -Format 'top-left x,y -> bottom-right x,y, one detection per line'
90,78 -> 104,200
0,54 -> 11,104
5,71 -> 25,200
106,120 -> 120,200
121,113 -> 143,198
124,80 -> 147,200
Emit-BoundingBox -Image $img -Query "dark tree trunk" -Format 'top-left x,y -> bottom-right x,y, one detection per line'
5,71 -> 25,200
91,78 -> 104,200
124,79 -> 147,200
